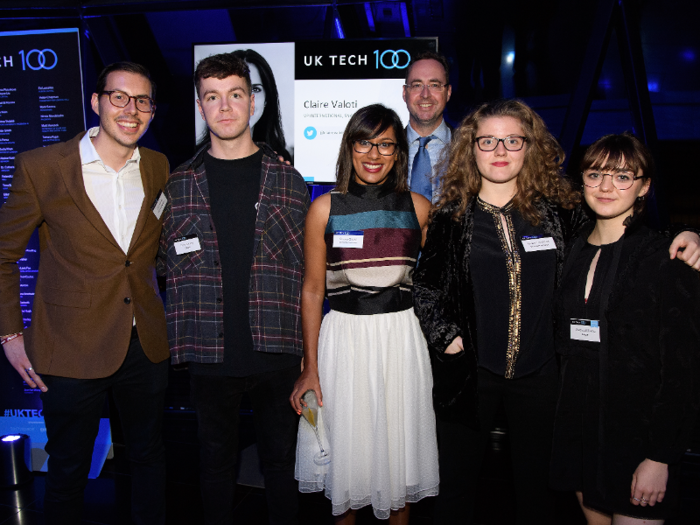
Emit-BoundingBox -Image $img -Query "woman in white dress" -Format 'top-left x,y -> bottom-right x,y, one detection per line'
289,104 -> 439,524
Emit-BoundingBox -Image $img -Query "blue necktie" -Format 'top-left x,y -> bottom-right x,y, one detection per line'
410,135 -> 434,201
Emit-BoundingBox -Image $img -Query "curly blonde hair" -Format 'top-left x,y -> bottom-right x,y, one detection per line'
435,99 -> 580,224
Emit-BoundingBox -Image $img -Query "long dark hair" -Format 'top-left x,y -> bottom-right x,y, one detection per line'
335,104 -> 409,193
232,49 -> 291,162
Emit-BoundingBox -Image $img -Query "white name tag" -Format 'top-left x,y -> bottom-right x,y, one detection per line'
174,234 -> 202,255
570,318 -> 601,342
333,230 -> 364,249
151,190 -> 167,220
521,236 -> 556,252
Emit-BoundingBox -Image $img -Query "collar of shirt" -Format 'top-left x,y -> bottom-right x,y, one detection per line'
79,126 -> 141,171
407,118 -> 451,146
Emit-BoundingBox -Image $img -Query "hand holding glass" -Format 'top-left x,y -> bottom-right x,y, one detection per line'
301,389 -> 331,466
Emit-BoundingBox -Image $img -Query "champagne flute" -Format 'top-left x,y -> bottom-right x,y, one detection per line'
301,389 -> 330,466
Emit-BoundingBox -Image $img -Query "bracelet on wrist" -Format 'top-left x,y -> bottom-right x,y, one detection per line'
0,332 -> 23,345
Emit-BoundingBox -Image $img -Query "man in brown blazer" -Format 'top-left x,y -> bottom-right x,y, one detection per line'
0,62 -> 169,525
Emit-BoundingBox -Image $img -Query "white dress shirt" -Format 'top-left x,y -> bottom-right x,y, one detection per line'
79,127 -> 144,254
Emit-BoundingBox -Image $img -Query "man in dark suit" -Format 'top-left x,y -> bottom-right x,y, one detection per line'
0,62 -> 170,525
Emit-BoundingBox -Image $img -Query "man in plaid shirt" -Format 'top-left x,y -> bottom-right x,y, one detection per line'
158,53 -> 309,524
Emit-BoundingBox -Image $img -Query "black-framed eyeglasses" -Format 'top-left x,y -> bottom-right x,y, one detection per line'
353,139 -> 397,156
404,82 -> 448,93
101,90 -> 155,113
475,135 -> 527,152
581,170 -> 645,190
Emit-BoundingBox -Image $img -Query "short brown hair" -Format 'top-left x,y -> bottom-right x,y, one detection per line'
194,52 -> 251,98
580,132 -> 655,217
96,62 -> 155,100
405,51 -> 450,85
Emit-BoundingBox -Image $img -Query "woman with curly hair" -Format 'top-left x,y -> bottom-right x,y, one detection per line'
412,99 -> 700,524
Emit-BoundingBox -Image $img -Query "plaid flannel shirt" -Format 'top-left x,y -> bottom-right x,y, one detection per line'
157,145 -> 310,365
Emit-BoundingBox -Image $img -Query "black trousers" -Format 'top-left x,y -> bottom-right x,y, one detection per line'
41,329 -> 169,525
433,365 -> 559,525
190,365 -> 300,525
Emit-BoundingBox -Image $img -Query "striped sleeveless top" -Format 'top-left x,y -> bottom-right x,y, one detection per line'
325,180 -> 421,316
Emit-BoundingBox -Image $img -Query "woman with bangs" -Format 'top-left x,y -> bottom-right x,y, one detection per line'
550,133 -> 700,524
290,104 -> 439,523
412,100 -> 700,524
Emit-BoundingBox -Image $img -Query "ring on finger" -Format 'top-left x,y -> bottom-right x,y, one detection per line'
25,367 -> 33,372
632,497 -> 642,502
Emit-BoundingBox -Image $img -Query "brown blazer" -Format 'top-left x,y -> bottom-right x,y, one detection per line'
0,132 -> 170,379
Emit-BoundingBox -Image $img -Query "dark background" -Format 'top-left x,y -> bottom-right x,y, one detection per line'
0,0 -> 698,229
0,3 -> 698,523
1,0 -> 699,423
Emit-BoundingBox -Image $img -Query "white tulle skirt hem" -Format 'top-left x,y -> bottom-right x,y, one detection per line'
295,308 -> 439,519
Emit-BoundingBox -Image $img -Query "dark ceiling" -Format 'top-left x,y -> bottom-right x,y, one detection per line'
0,0 -> 698,224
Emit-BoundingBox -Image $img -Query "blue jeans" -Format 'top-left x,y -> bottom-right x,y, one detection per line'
190,365 -> 300,525
40,329 -> 169,525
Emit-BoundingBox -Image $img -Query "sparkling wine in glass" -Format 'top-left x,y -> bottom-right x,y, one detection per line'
301,389 -> 330,466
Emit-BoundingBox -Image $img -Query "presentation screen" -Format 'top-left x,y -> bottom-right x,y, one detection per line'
193,38 -> 437,183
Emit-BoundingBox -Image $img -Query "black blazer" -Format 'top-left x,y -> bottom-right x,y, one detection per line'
554,222 -> 700,466
413,197 -> 588,428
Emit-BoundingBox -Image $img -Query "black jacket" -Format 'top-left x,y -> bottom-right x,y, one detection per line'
413,197 -> 588,428
554,222 -> 700,467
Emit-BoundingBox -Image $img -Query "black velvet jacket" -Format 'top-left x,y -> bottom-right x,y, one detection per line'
412,197 -> 588,428
554,221 -> 700,467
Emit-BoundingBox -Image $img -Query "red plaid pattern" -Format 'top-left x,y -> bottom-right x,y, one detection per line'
158,145 -> 309,364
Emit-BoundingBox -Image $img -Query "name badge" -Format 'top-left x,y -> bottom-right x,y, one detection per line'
521,236 -> 556,252
570,318 -> 601,342
151,190 -> 167,220
174,234 -> 202,255
333,230 -> 364,249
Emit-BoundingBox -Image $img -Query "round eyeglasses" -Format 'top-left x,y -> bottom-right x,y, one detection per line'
582,170 -> 644,190
101,90 -> 155,113
404,82 -> 448,93
353,140 -> 397,156
475,135 -> 527,152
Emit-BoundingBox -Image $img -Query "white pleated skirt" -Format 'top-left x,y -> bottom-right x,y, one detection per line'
295,308 -> 439,519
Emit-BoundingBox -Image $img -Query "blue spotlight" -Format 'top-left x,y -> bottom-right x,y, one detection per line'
364,3 -> 376,32
681,49 -> 695,62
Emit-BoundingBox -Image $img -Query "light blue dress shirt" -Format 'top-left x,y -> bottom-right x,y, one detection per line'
407,119 -> 452,203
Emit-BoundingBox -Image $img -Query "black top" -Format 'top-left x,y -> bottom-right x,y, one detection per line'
557,241 -> 619,361
190,149 -> 300,377
470,200 -> 557,378
551,224 -> 700,517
